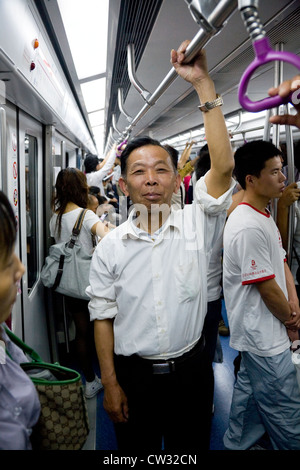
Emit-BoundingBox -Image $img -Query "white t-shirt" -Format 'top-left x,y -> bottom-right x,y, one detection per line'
87,176 -> 235,359
223,203 -> 290,356
49,208 -> 100,254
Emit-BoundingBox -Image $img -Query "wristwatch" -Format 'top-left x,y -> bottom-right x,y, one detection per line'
198,94 -> 223,112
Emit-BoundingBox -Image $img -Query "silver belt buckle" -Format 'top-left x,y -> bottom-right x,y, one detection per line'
152,360 -> 175,374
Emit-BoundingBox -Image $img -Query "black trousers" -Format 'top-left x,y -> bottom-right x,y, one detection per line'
113,338 -> 214,452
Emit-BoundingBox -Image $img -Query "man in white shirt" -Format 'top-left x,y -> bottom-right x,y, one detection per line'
87,40 -> 235,451
223,137 -> 300,450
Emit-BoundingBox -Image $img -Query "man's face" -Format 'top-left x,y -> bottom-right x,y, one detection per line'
119,145 -> 181,211
253,156 -> 286,199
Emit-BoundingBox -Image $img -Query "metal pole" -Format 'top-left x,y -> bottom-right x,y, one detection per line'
124,0 -> 237,135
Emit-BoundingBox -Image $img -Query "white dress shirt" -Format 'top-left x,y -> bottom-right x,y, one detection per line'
87,176 -> 235,359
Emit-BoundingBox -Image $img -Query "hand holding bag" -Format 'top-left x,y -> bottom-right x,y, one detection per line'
41,209 -> 95,300
5,327 -> 89,450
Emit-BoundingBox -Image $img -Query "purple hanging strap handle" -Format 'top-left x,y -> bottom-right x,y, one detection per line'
238,37 -> 300,112
238,2 -> 300,112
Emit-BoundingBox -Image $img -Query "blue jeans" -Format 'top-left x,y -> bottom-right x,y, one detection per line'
224,349 -> 300,450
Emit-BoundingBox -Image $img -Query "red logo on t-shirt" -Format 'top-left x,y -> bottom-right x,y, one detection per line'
251,259 -> 257,269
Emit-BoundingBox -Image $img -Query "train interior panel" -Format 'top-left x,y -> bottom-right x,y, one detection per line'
0,0 -> 300,452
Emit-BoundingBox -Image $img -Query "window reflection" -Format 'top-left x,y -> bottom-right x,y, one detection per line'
25,134 -> 38,290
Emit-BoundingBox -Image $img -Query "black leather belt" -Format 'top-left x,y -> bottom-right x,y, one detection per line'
152,361 -> 176,374
114,335 -> 205,375
149,335 -> 205,375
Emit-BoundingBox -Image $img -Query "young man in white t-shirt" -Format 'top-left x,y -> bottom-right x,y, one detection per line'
223,139 -> 300,450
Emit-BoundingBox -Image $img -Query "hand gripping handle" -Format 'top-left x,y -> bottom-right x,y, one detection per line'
238,37 -> 300,112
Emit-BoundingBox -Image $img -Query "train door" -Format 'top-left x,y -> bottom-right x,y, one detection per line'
18,110 -> 50,361
1,101 -> 23,336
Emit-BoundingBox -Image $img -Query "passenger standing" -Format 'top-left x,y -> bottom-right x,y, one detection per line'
50,168 -> 110,398
223,137 -> 300,450
277,141 -> 300,299
84,144 -> 117,197
0,191 -> 41,449
87,40 -> 235,451
194,145 -> 223,363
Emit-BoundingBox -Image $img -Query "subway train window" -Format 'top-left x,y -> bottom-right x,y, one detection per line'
25,134 -> 38,290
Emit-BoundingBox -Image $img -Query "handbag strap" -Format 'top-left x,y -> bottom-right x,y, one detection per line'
4,326 -> 42,362
68,209 -> 88,248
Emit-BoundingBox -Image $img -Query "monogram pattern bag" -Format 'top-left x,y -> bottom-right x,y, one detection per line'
5,327 -> 89,450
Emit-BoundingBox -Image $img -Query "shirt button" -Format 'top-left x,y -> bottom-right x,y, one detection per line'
14,406 -> 22,416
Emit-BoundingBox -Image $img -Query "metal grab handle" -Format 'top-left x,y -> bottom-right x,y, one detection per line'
238,37 -> 300,112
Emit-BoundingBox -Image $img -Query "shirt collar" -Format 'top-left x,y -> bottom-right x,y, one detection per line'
120,205 -> 182,240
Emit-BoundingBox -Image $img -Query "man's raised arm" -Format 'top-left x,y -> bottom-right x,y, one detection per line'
171,40 -> 234,198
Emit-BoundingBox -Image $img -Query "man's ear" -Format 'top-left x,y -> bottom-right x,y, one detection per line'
173,173 -> 182,194
118,176 -> 129,196
245,174 -> 255,186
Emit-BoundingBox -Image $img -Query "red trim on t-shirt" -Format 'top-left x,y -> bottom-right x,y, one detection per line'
242,274 -> 275,285
239,202 -> 270,218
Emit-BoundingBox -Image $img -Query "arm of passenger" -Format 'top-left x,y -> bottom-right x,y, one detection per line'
99,145 -> 117,176
269,75 -> 300,129
178,157 -> 199,179
284,261 -> 300,336
94,319 -> 129,423
197,78 -> 234,199
255,277 -> 300,330
276,183 -> 300,250
91,220 -> 113,239
92,146 -> 117,187
171,41 -> 234,198
98,144 -> 116,168
178,141 -> 195,170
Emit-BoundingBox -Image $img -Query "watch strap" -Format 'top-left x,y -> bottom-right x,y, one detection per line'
198,94 -> 223,112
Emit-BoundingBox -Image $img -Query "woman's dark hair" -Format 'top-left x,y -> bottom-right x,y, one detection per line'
0,191 -> 17,262
52,167 -> 89,237
121,136 -> 177,176
233,140 -> 283,190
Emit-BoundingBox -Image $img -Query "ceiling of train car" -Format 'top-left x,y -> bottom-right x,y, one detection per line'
37,0 -> 300,154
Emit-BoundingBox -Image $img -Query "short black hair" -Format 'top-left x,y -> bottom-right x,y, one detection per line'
84,154 -> 99,173
195,144 -> 211,180
164,145 -> 179,171
120,136 -> 177,176
234,140 -> 283,189
89,186 -> 101,195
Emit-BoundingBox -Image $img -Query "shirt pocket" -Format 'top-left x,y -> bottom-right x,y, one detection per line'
174,259 -> 200,303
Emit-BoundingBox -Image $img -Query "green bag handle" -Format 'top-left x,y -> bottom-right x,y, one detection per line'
4,326 -> 42,362
4,326 -> 81,385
